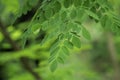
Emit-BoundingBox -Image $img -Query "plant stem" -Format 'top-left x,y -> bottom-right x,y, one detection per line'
107,32 -> 120,80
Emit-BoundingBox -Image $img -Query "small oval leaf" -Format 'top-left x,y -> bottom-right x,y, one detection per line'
64,40 -> 73,49
50,60 -> 58,72
72,35 -> 81,48
61,46 -> 69,56
82,27 -> 91,40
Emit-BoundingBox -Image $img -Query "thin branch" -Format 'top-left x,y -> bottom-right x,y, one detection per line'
0,20 -> 41,80
0,21 -> 19,50
106,32 -> 120,80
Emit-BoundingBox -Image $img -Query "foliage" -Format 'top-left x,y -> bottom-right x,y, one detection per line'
0,0 -> 120,80
18,0 -> 120,72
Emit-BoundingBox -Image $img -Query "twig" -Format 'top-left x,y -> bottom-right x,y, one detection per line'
0,20 -> 41,80
107,32 -> 120,80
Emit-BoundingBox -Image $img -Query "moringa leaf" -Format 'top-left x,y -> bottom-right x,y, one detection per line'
82,27 -> 91,40
71,35 -> 81,48
50,60 -> 58,72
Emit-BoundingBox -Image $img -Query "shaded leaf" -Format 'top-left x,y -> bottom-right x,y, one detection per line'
50,60 -> 58,72
57,57 -> 64,64
82,27 -> 91,40
72,35 -> 81,48
64,40 -> 73,49
61,46 -> 69,56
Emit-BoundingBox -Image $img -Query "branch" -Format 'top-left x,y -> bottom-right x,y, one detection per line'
0,20 -> 41,80
0,21 -> 19,50
106,32 -> 120,80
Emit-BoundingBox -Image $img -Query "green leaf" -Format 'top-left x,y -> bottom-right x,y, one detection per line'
50,60 -> 58,72
41,21 -> 49,30
57,57 -> 64,64
100,15 -> 108,27
38,11 -> 46,23
72,35 -> 81,48
64,40 -> 73,49
61,11 -> 67,21
45,8 -> 53,19
64,0 -> 72,8
83,0 -> 90,7
59,51 -> 66,61
50,39 -> 59,53
50,46 -> 60,56
100,15 -> 113,30
70,9 -> 77,19
48,56 -> 55,63
76,9 -> 87,22
53,1 -> 61,13
112,14 -> 120,26
85,10 -> 99,20
82,27 -> 91,40
61,46 -> 69,56
58,33 -> 64,40
74,0 -> 82,7
31,23 -> 41,32
70,22 -> 81,34
105,16 -> 113,30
